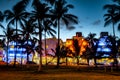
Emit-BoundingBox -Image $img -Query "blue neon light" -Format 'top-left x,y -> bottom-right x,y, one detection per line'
96,36 -> 112,57
3,41 -> 33,64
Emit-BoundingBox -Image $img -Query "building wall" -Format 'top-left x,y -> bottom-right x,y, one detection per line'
66,35 -> 88,56
42,38 -> 63,56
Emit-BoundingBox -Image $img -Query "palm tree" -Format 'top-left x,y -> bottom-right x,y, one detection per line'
2,26 -> 15,66
110,0 -> 120,38
103,0 -> 120,68
4,0 -> 29,34
43,19 -> 56,66
107,35 -> 118,68
103,0 -> 120,37
20,18 -> 36,63
86,33 -> 97,66
103,4 -> 118,37
48,0 -> 78,68
31,0 -> 51,71
4,0 -> 29,67
112,0 -> 120,32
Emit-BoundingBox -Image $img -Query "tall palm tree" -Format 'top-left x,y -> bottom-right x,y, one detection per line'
108,35 -> 118,67
43,19 -> 56,66
104,0 -> 120,37
103,1 -> 120,68
31,0 -> 51,71
113,0 -> 120,13
20,18 -> 36,63
4,0 -> 29,67
112,0 -> 120,32
103,4 -> 118,37
86,33 -> 97,67
49,0 -> 78,68
2,26 -> 15,66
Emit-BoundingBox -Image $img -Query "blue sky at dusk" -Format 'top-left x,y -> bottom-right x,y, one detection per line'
0,0 -> 119,41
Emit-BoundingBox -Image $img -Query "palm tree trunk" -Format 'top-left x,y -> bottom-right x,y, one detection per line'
87,58 -> 89,66
66,56 -> 68,66
38,19 -> 42,72
56,19 -> 60,68
21,39 -> 24,66
94,57 -> 97,67
14,20 -> 18,67
6,39 -> 9,66
112,21 -> 115,37
21,51 -> 23,66
113,38 -> 118,69
77,57 -> 79,65
38,36 -> 42,71
27,53 -> 29,63
26,37 -> 29,63
112,21 -> 118,69
45,32 -> 47,66
14,43 -> 17,67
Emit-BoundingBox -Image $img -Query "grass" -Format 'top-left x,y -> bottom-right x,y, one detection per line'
0,64 -> 120,80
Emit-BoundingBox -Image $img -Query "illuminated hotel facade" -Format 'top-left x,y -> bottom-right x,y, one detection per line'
66,32 -> 88,56
0,32 -> 120,66
0,37 -> 63,64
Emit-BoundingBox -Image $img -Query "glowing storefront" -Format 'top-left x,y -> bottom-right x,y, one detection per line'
66,32 -> 88,57
96,32 -> 112,57
3,41 -> 33,64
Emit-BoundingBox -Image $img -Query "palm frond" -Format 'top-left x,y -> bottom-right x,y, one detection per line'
104,16 -> 110,21
104,13 -> 112,17
3,25 -> 15,40
118,23 -> 120,31
104,19 -> 113,27
114,14 -> 120,23
62,17 -> 69,26
66,4 -> 74,9
0,24 -> 4,29
32,0 -> 42,11
45,0 -> 56,5
3,30 -> 7,36
7,18 -> 15,26
64,14 -> 78,24
4,10 -> 14,22
0,35 -> 5,37
0,11 -> 4,22
48,31 -> 56,37
13,0 -> 28,14
103,4 -> 117,10
48,27 -> 56,34
113,0 -> 120,4
22,0 -> 30,6
19,19 -> 25,30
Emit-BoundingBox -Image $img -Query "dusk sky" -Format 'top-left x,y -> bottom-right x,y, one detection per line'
0,0 -> 119,41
